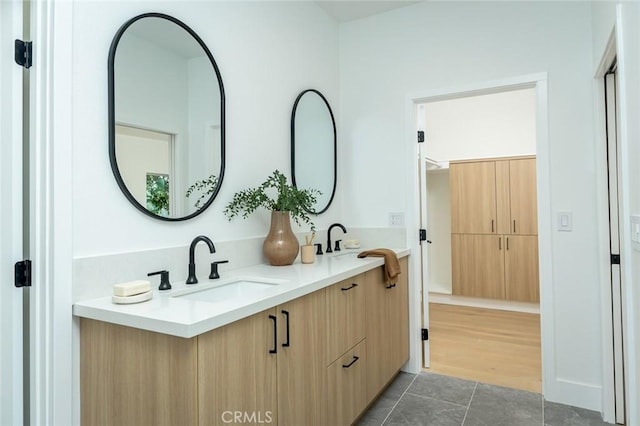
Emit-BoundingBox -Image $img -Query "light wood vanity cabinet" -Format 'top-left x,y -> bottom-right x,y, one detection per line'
365,257 -> 409,402
276,289 -> 328,426
199,289 -> 328,426
198,309 -> 278,425
80,319 -> 198,426
327,340 -> 367,426
325,274 -> 365,365
80,259 -> 410,426
450,156 -> 539,303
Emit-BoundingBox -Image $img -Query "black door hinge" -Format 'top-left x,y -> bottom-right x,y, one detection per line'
611,254 -> 621,265
417,130 -> 425,143
419,229 -> 427,242
15,260 -> 32,287
421,328 -> 429,341
15,39 -> 32,69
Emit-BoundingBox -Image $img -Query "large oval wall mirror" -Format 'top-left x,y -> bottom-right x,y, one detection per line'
108,13 -> 225,221
291,89 -> 336,214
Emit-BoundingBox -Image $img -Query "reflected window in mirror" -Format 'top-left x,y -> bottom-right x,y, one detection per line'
291,89 -> 337,215
108,13 -> 225,221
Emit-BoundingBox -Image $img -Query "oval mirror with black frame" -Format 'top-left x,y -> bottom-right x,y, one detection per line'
108,13 -> 225,221
291,89 -> 336,215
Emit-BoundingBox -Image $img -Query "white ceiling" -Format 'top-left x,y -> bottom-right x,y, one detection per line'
315,1 -> 422,22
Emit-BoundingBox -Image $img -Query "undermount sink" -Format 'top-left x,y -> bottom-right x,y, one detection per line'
173,278 -> 283,304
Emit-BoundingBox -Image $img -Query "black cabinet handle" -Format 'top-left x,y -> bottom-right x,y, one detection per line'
342,356 -> 360,368
268,315 -> 277,354
386,283 -> 396,289
341,283 -> 358,291
281,310 -> 290,347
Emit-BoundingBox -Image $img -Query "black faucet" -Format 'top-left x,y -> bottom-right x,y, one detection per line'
326,223 -> 347,254
186,235 -> 215,284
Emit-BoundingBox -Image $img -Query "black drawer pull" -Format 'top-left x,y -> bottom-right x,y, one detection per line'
342,356 -> 360,368
341,283 -> 358,291
268,315 -> 277,354
281,310 -> 290,347
386,283 -> 396,289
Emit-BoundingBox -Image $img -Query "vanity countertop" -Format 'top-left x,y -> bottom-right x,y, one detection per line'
73,248 -> 410,338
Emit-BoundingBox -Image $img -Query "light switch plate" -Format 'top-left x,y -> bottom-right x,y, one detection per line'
389,212 -> 405,227
558,211 -> 572,232
631,215 -> 640,251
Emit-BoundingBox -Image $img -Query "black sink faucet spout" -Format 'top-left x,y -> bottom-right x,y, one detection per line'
326,223 -> 347,254
186,235 -> 216,284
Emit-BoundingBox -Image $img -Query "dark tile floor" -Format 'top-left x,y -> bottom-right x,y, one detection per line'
358,372 -> 613,426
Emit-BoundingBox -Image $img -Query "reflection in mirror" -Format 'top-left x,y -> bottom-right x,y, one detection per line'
109,13 -> 225,221
291,89 -> 336,214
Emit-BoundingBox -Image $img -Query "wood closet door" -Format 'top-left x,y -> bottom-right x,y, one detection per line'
452,234 -> 505,299
509,158 -> 538,235
504,235 -> 540,302
450,161 -> 497,234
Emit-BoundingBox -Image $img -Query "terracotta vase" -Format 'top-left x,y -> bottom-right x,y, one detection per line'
263,211 -> 300,266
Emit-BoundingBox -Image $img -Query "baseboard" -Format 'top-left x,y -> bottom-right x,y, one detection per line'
544,378 -> 603,414
428,292 -> 540,314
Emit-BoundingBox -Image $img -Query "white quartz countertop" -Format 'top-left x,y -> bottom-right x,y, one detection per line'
73,248 -> 410,338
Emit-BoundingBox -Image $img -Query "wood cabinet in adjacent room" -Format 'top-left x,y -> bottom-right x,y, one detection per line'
450,156 -> 539,303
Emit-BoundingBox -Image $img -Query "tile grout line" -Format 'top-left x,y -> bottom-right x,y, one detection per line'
380,374 -> 420,426
460,381 -> 478,426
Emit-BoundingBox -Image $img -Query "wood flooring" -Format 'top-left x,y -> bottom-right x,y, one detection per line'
425,302 -> 541,393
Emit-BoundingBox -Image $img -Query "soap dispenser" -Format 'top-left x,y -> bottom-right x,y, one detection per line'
148,270 -> 171,290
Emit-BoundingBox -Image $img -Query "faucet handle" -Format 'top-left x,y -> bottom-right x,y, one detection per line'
209,260 -> 229,280
148,270 -> 171,291
334,240 -> 342,252
314,243 -> 323,255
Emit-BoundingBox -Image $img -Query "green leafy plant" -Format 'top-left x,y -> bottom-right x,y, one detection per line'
224,170 -> 320,231
186,174 -> 219,209
146,174 -> 170,217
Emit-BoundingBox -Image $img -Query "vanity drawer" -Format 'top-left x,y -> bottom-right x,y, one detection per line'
327,339 -> 367,426
326,273 -> 366,365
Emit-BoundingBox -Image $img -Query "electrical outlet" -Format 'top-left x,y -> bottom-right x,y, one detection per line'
389,212 -> 405,227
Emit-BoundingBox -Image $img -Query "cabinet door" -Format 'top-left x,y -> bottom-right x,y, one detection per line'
450,161 -> 497,234
198,309 -> 277,426
505,235 -> 539,302
326,274 -> 365,365
80,319 -> 198,426
365,259 -> 410,403
327,340 -> 367,426
452,234 -> 505,299
277,289 -> 327,426
509,158 -> 537,235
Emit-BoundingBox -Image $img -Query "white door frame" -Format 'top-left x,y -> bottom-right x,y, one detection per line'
1,1 -> 25,425
29,1 -> 75,424
403,72 -> 552,385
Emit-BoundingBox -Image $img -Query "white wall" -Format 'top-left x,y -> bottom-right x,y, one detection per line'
72,0 -> 340,257
424,88 -> 536,162
340,1 -> 602,411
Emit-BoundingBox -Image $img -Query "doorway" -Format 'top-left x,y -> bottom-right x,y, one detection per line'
604,61 -> 626,425
413,78 -> 549,396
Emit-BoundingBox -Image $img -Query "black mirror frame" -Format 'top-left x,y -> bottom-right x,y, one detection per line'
108,12 -> 225,221
290,89 -> 337,215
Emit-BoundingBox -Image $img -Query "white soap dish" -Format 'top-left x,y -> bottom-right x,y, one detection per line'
344,239 -> 361,249
112,290 -> 153,305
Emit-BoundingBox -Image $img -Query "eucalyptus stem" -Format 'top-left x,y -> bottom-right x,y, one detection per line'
224,170 -> 320,232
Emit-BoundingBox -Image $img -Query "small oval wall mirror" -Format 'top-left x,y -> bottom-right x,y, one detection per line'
109,13 -> 225,221
291,89 -> 336,214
